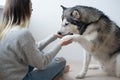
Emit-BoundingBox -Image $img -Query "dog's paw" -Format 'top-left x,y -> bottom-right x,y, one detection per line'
88,64 -> 101,70
75,72 -> 85,79
61,34 -> 80,42
61,35 -> 73,40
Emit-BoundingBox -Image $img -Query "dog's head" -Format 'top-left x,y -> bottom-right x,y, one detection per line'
58,5 -> 103,36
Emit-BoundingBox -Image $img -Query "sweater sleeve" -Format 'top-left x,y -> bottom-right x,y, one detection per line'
20,30 -> 62,70
37,34 -> 57,51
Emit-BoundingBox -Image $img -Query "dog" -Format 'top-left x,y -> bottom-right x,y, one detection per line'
58,5 -> 120,79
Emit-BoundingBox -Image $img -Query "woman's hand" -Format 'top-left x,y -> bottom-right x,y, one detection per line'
54,34 -> 63,38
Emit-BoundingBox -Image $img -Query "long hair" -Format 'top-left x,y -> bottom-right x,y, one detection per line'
0,0 -> 31,39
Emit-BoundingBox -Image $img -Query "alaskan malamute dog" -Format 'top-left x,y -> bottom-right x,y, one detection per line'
58,5 -> 120,79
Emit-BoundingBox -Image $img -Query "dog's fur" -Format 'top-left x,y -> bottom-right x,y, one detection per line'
58,5 -> 120,79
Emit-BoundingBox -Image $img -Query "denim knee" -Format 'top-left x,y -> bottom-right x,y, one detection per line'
54,57 -> 66,67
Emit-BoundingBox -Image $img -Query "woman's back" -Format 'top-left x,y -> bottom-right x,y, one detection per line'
0,27 -> 33,80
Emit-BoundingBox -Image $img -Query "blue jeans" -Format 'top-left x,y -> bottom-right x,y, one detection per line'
23,57 -> 66,80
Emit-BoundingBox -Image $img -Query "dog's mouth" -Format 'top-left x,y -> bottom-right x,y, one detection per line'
57,32 -> 73,36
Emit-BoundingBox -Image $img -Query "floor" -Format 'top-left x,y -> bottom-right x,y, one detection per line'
63,61 -> 120,80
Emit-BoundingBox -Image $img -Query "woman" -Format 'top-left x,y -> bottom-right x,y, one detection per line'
0,0 -> 72,80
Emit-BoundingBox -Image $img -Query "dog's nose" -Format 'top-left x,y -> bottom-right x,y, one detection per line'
57,31 -> 62,35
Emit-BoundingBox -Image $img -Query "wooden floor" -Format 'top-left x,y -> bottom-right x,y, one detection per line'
63,61 -> 120,80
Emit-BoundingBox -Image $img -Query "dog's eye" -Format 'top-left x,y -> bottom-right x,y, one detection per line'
65,23 -> 69,26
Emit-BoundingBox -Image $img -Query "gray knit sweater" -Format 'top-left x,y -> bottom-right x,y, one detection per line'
0,27 -> 62,80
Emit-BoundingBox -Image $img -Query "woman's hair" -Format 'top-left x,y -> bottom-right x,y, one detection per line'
0,0 -> 31,39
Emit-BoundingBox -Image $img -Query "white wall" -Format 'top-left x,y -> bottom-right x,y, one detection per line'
0,0 -> 5,6
0,0 -> 4,22
0,0 -> 120,62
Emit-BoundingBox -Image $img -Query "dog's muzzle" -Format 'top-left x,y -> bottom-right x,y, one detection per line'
57,31 -> 73,36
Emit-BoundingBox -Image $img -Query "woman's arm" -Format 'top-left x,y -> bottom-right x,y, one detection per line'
20,30 -> 72,69
20,30 -> 61,69
37,34 -> 57,51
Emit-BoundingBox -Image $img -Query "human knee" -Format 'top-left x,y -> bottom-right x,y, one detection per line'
55,57 -> 66,66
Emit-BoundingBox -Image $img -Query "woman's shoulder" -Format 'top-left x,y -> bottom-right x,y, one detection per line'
10,26 -> 30,34
11,27 -> 31,36
18,28 -> 33,39
15,27 -> 35,46
20,28 -> 31,36
10,27 -> 34,42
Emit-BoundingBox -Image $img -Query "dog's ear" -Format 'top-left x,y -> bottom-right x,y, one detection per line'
61,5 -> 67,10
72,10 -> 80,19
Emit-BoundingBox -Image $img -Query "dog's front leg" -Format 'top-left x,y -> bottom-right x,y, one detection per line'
72,34 -> 94,51
76,52 -> 91,79
65,34 -> 93,78
61,34 -> 93,78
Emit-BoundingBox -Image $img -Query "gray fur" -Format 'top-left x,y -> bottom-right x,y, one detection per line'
58,5 -> 120,78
